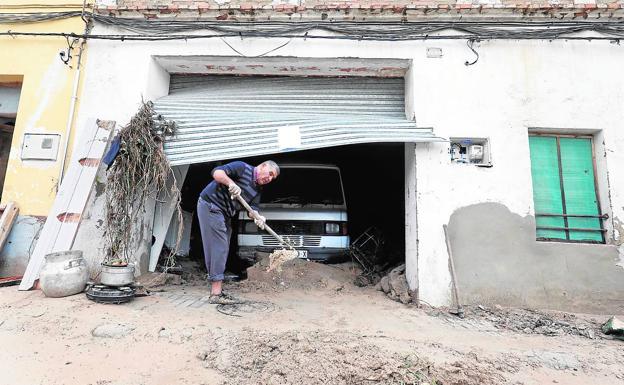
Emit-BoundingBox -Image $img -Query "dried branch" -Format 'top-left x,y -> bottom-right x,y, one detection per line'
103,100 -> 181,268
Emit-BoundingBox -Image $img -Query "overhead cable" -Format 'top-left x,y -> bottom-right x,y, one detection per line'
1,12 -> 624,41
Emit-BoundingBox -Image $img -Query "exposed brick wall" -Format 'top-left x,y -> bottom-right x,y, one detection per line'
95,0 -> 624,18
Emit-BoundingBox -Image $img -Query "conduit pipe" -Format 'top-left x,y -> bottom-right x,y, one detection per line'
57,0 -> 90,185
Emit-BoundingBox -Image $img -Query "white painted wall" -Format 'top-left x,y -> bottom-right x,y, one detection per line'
404,143 -> 418,291
76,25 -> 624,305
411,39 -> 624,305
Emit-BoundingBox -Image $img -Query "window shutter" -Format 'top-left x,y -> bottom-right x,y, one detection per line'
559,138 -> 602,242
529,136 -> 566,240
529,135 -> 604,243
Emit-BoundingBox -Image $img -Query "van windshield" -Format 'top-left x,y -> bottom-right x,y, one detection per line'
260,167 -> 344,205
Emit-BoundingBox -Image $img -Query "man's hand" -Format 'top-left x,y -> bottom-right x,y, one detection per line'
254,216 -> 266,230
228,182 -> 242,197
249,210 -> 266,230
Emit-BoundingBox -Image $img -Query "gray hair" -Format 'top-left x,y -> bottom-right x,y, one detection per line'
260,160 -> 280,176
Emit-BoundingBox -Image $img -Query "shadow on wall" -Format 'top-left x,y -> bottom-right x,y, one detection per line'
448,202 -> 624,314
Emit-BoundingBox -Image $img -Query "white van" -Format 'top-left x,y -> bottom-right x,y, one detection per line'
237,164 -> 349,262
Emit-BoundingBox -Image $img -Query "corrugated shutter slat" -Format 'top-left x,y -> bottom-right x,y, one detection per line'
155,75 -> 443,166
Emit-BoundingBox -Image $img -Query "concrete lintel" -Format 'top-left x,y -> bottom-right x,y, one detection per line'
153,55 -> 410,78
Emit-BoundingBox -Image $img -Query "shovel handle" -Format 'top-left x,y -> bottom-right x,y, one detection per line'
232,194 -> 295,250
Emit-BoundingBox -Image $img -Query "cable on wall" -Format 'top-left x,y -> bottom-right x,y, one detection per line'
1,12 -> 624,42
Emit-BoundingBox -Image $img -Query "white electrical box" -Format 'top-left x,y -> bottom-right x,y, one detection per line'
21,133 -> 61,161
426,47 -> 443,58
450,137 -> 491,166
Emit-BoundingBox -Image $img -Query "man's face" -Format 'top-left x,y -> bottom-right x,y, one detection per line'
256,164 -> 277,185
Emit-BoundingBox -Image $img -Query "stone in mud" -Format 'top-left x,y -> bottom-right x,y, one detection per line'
602,316 -> 624,339
91,323 -> 135,339
380,276 -> 390,294
388,265 -> 410,304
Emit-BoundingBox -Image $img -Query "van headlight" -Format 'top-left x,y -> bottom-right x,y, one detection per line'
325,223 -> 340,234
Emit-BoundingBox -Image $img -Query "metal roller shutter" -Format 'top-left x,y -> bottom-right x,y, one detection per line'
528,136 -> 604,243
154,75 -> 443,166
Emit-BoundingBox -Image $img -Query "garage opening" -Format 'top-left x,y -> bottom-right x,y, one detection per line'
152,73 -> 441,289
177,143 -> 405,279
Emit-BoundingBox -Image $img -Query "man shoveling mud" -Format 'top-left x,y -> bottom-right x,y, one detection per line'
197,160 -> 280,304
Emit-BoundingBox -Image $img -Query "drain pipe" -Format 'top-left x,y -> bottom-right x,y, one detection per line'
57,0 -> 91,185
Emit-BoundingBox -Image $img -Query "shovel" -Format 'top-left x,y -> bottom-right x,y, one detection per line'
232,193 -> 307,258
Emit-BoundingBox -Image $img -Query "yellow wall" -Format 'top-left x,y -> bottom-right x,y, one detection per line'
0,2 -> 91,216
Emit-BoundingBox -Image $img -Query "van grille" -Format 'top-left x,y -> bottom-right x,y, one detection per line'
266,221 -> 324,235
262,235 -> 322,247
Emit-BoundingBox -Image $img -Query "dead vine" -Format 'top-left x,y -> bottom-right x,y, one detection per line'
103,101 -> 182,270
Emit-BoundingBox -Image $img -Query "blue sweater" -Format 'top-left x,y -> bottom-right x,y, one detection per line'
200,161 -> 261,218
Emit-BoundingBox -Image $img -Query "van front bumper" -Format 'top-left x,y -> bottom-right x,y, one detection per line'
237,246 -> 349,263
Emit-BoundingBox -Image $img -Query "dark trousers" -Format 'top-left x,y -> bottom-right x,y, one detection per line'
197,198 -> 232,282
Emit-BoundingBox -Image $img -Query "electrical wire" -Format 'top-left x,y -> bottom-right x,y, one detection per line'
2,30 -> 623,41
0,11 -> 83,23
1,12 -> 624,41
219,37 -> 292,57
89,14 -> 624,41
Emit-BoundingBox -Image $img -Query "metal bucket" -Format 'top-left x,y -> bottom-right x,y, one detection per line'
40,250 -> 89,298
100,264 -> 135,287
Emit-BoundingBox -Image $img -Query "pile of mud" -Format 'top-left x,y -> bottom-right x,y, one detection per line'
433,304 -> 602,339
244,256 -> 362,291
470,305 -> 602,339
197,329 -> 504,385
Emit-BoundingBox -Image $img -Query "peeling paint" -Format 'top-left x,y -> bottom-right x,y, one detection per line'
78,158 -> 101,167
204,64 -> 235,71
334,67 -> 369,73
96,119 -> 115,130
613,217 -> 624,268
297,66 -> 320,71
94,180 -> 106,197
617,245 -> 624,269
56,212 -> 81,222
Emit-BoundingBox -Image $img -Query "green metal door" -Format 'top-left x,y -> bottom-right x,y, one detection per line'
528,136 -> 604,243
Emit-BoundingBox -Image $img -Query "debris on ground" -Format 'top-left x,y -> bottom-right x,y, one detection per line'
602,316 -> 624,340
526,350 -> 581,371
136,272 -> 183,288
349,227 -> 391,288
432,304 -> 602,339
215,299 -> 277,318
4,279 -> 624,384
197,329 -> 506,385
375,264 -> 415,304
349,227 -> 386,274
244,256 -> 361,291
353,272 -> 382,287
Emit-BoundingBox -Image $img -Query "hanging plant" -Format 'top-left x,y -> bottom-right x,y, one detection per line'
103,101 -> 182,267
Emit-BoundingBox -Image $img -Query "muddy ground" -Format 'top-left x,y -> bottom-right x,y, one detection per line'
1,259 -> 623,385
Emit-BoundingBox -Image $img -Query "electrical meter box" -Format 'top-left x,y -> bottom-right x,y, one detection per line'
21,133 -> 61,161
468,145 -> 484,162
450,138 -> 491,166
